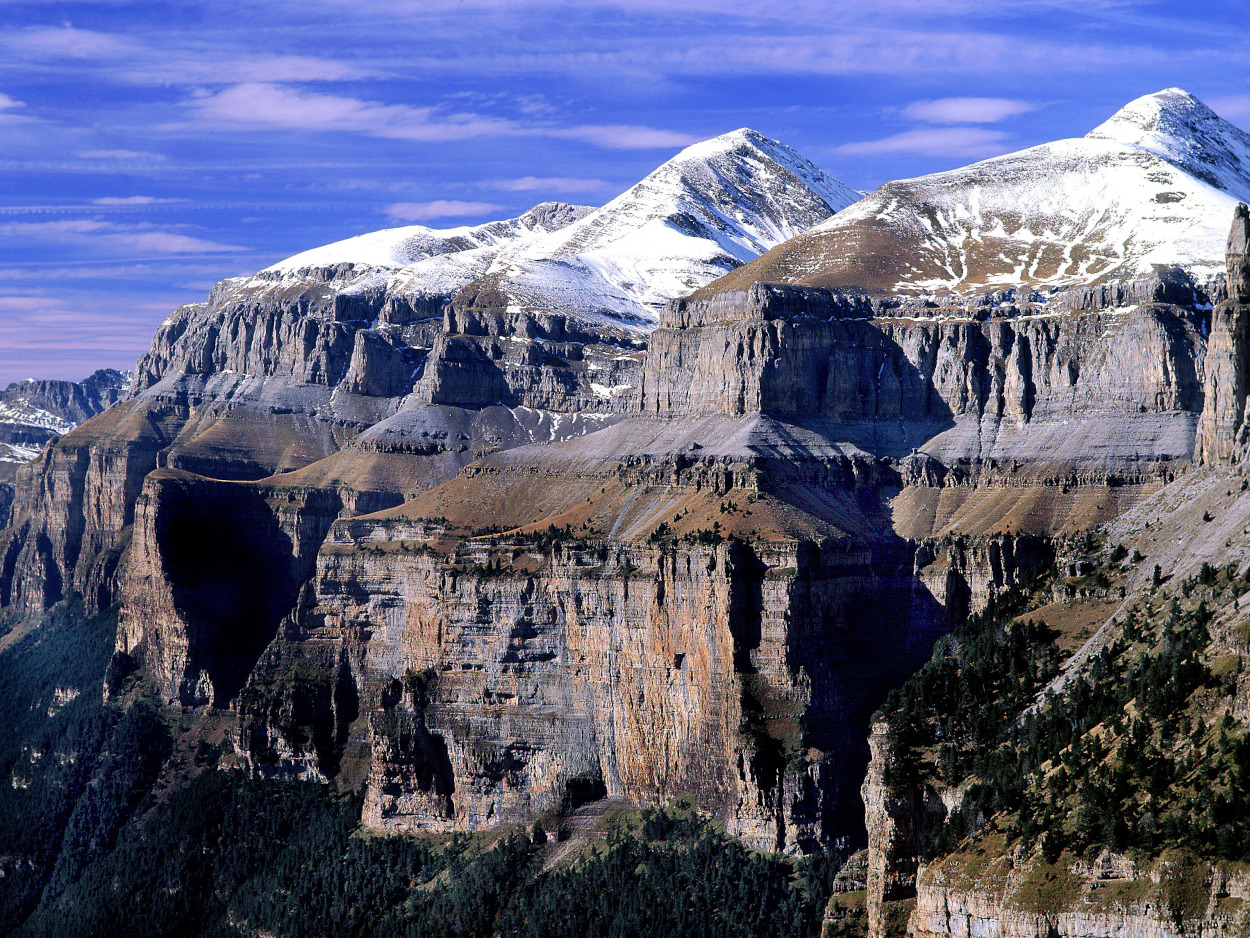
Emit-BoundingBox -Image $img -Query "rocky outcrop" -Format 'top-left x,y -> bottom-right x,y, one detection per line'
862,724 -> 946,938
0,368 -> 129,427
1197,204 -> 1250,465
1049,265 -> 1208,312
224,521 -> 988,850
648,283 -> 1206,482
910,855 -> 1250,938
0,368 -> 131,508
1229,203 -> 1250,303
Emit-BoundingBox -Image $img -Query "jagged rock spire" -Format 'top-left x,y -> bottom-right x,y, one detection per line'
1229,202 -> 1250,303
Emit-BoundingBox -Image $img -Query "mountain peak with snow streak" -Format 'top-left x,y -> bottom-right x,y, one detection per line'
247,128 -> 857,332
469,127 -> 858,327
696,88 -> 1250,299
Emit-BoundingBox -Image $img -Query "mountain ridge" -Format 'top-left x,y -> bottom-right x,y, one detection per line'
696,88 -> 1250,300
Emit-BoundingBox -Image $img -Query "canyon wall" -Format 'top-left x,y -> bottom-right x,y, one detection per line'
6,209 -> 1250,858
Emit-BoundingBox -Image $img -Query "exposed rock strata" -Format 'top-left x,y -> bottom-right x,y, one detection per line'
862,724 -> 945,938
910,857 -> 1250,938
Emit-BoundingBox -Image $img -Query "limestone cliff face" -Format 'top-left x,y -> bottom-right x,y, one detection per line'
225,522 -> 984,850
646,284 -> 1206,481
910,858 -> 1250,938
861,724 -> 946,938
1228,203 -> 1250,304
13,205 -> 1250,870
2,399 -> 187,618
1198,204 -> 1250,465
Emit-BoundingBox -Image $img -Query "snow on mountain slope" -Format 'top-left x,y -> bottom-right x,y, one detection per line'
479,128 -> 858,324
265,201 -> 594,274
251,129 -> 856,330
699,89 -> 1250,299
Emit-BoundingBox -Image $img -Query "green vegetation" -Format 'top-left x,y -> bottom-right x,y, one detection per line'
13,774 -> 843,938
0,600 -> 168,931
880,554 -> 1250,865
0,596 -> 843,936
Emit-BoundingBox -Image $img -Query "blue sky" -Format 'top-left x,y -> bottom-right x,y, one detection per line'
2,0 -> 1249,386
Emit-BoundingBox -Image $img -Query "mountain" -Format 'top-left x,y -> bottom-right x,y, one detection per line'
470,128 -> 858,327
0,368 -> 129,513
116,128 -> 857,484
700,89 -> 1250,299
260,129 -> 855,331
267,201 -> 596,274
6,93 -> 1250,937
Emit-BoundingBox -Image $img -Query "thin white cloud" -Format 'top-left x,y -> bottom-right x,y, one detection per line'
92,196 -> 177,205
11,26 -> 138,60
0,93 -> 21,111
185,83 -> 520,142
832,127 -> 1011,158
0,27 -> 370,87
552,124 -> 699,148
180,82 -> 695,149
121,53 -> 371,86
386,201 -> 504,221
0,295 -> 166,351
902,97 -> 1035,124
76,149 -> 167,161
0,218 -> 245,253
487,176 -> 613,193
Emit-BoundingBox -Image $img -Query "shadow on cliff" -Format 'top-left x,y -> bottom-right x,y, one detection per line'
155,478 -> 333,706
744,318 -> 969,848
760,319 -> 963,459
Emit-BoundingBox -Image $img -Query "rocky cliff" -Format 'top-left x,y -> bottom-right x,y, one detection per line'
842,204 -> 1250,938
7,126 -> 1250,910
0,368 -> 130,523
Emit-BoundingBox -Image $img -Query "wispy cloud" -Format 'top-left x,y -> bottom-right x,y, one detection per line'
551,124 -> 698,148
92,196 -> 178,206
832,127 -> 1012,159
0,27 -> 369,85
386,201 -> 505,222
0,219 -> 245,254
76,149 -> 167,162
180,82 -> 695,149
184,83 -> 521,141
10,26 -> 138,60
902,97 -> 1036,124
0,292 -> 179,385
487,176 -> 613,193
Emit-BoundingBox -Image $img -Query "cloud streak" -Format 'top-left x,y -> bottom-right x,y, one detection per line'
180,83 -> 696,149
0,219 -> 245,254
902,97 -> 1036,124
487,176 -> 613,193
832,127 -> 1012,159
386,201 -> 505,222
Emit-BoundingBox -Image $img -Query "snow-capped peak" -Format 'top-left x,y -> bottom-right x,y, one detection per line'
460,127 -> 858,327
703,88 -> 1250,299
1087,87 -> 1250,194
241,129 -> 859,333
263,201 -> 593,274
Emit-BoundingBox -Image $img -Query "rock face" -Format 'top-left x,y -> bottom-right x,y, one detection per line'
862,723 -> 945,938
1197,204 -> 1250,465
1230,202 -> 1250,303
910,859 -> 1250,938
650,283 -> 1205,483
103,265 -> 1210,852
0,368 -> 130,521
11,118 -> 1250,888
